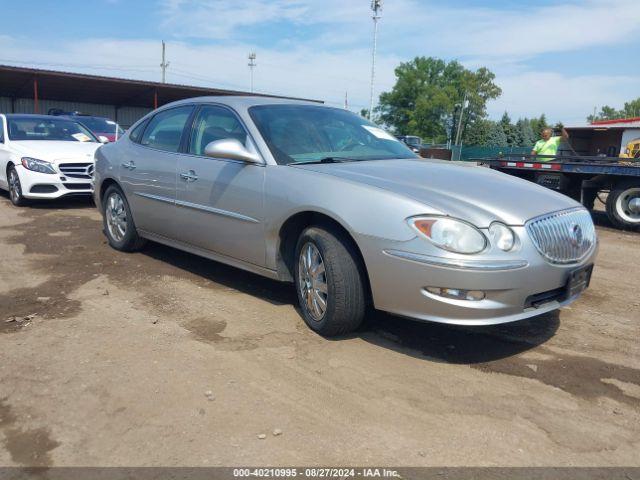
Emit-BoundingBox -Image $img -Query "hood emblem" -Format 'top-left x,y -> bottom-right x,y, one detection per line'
569,224 -> 583,247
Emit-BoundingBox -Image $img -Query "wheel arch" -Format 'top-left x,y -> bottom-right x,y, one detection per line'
276,210 -> 372,302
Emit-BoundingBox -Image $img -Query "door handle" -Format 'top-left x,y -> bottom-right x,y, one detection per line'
121,161 -> 136,170
180,170 -> 198,182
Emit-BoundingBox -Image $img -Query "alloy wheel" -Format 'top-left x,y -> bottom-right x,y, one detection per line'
298,242 -> 328,321
8,169 -> 21,203
105,192 -> 127,241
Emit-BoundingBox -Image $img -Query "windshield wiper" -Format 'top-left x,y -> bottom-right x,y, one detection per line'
296,157 -> 359,165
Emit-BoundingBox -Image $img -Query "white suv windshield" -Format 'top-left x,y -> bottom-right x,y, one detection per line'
7,117 -> 97,142
249,105 -> 416,164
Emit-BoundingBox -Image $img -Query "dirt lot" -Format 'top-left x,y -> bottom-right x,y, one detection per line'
0,192 -> 638,467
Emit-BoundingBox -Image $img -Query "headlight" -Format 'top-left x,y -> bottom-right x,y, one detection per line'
21,157 -> 56,174
409,216 -> 487,254
488,222 -> 516,251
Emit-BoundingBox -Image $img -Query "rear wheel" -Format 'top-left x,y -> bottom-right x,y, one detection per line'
294,226 -> 366,336
103,185 -> 146,251
606,180 -> 640,230
7,166 -> 27,207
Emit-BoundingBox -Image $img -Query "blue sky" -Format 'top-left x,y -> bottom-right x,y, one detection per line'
1,0 -> 639,124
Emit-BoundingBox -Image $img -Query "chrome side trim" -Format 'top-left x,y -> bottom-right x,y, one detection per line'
383,249 -> 528,271
134,192 -> 175,205
175,199 -> 260,223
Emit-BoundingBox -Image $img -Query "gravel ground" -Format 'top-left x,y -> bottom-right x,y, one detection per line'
0,192 -> 638,467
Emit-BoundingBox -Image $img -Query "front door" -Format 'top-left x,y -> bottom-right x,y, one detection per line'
119,105 -> 194,236
174,105 -> 266,267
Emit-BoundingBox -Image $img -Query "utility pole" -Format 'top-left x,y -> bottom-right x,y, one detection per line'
160,41 -> 170,83
368,0 -> 383,120
344,91 -> 349,110
454,91 -> 468,146
248,52 -> 257,93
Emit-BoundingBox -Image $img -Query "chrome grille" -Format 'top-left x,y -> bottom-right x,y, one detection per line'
59,162 -> 94,179
525,208 -> 596,264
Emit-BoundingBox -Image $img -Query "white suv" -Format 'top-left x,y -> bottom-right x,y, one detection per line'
0,114 -> 103,206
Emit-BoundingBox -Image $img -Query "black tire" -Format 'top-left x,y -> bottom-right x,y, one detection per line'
7,165 -> 28,207
605,180 -> 640,230
294,226 -> 366,336
102,184 -> 146,251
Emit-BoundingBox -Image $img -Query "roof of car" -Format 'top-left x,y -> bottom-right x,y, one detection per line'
2,113 -> 83,121
165,95 -> 324,110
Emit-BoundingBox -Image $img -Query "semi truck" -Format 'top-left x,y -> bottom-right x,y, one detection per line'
480,118 -> 640,230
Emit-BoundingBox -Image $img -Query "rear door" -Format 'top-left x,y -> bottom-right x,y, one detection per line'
174,104 -> 266,267
120,105 -> 194,236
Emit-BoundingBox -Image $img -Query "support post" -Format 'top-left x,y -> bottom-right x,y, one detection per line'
153,89 -> 158,109
33,78 -> 39,114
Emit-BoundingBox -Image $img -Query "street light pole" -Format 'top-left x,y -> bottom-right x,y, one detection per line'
248,52 -> 257,93
160,41 -> 170,83
368,0 -> 383,120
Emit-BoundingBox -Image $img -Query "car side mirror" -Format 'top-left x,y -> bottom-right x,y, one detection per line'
98,135 -> 110,144
204,139 -> 262,164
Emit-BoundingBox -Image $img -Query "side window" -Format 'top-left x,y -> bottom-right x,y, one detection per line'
0,117 -> 4,143
129,118 -> 149,143
140,106 -> 193,152
188,106 -> 248,156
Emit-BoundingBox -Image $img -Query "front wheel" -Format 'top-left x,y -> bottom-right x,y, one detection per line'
606,181 -> 640,230
7,166 -> 28,207
294,226 -> 366,336
102,185 -> 146,251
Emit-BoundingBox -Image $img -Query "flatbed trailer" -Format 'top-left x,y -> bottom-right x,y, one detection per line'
480,154 -> 640,230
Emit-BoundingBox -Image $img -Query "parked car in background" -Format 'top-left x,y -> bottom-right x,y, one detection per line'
49,109 -> 124,142
0,114 -> 101,206
94,97 -> 597,336
396,135 -> 423,153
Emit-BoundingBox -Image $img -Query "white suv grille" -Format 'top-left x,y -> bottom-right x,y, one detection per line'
525,208 -> 596,264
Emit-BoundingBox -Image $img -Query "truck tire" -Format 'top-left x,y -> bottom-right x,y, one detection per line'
606,180 -> 640,230
294,226 -> 366,336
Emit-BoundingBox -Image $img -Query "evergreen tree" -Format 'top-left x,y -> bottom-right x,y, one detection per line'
486,121 -> 508,147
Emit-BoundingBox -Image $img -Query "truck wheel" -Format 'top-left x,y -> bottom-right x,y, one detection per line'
294,226 -> 366,336
606,180 -> 640,230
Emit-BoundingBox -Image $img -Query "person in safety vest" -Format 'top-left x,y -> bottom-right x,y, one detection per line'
531,127 -> 569,161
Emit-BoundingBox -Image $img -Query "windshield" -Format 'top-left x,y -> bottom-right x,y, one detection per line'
7,117 -> 98,142
405,136 -> 421,146
249,105 -> 417,164
77,117 -> 124,135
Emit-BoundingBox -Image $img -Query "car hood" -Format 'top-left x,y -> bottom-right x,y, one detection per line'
294,158 -> 580,227
9,141 -> 100,163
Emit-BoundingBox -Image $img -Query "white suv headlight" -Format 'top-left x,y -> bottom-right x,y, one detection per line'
488,222 -> 516,251
409,216 -> 487,254
21,157 -> 56,174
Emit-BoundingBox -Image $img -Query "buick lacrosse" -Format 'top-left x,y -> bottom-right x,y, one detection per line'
94,97 -> 597,336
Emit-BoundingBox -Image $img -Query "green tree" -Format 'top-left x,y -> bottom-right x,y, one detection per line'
516,118 -> 536,147
462,118 -> 493,146
377,57 -> 501,143
486,121 -> 508,147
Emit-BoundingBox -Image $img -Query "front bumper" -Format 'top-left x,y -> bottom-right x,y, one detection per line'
360,228 -> 597,326
16,164 -> 93,199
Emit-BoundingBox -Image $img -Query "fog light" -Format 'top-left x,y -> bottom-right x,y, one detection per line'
425,287 -> 486,301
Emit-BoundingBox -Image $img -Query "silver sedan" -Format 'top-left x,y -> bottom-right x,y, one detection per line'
94,97 -> 597,336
